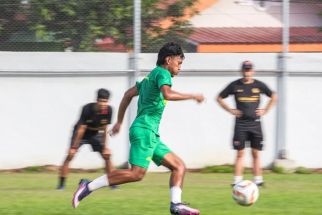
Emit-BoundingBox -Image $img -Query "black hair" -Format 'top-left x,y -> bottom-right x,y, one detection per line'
97,88 -> 110,100
156,42 -> 185,66
241,60 -> 253,71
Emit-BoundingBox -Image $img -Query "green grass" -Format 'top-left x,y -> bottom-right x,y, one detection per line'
0,172 -> 321,215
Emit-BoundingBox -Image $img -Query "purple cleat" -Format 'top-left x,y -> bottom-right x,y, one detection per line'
170,202 -> 200,215
72,179 -> 92,208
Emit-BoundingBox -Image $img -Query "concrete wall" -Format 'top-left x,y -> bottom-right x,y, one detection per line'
0,52 -> 321,170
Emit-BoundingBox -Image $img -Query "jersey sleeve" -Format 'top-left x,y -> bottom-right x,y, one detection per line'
107,106 -> 113,124
135,80 -> 142,91
259,82 -> 273,97
156,71 -> 172,89
219,82 -> 234,98
78,106 -> 89,125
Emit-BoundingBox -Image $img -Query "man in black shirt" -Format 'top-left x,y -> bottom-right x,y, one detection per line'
217,61 -> 277,186
57,88 -> 114,190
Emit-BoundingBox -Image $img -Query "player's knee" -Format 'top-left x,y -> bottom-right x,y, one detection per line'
132,171 -> 145,182
173,160 -> 186,174
252,150 -> 260,159
236,150 -> 245,159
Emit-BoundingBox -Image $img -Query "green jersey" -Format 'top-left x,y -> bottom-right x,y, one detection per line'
131,66 -> 172,134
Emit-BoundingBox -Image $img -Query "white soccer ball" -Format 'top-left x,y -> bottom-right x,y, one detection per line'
232,180 -> 259,206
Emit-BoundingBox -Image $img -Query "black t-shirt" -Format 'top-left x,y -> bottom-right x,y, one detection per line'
74,103 -> 113,136
219,79 -> 273,120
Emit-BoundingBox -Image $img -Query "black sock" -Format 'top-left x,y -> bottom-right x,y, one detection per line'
59,177 -> 66,187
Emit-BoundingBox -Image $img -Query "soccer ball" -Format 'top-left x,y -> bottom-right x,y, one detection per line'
232,180 -> 259,206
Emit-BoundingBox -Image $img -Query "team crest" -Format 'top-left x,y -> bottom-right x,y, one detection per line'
252,88 -> 260,93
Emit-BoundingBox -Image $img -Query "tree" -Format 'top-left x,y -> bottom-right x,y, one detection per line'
0,0 -> 29,43
21,0 -> 198,52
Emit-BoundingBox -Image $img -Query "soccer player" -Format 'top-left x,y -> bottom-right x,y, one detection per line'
72,42 -> 204,215
216,61 -> 277,186
57,88 -> 114,190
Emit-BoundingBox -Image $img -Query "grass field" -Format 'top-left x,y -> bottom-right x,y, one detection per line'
0,172 -> 321,215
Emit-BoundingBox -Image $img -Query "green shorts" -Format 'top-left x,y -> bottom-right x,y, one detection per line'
129,126 -> 171,169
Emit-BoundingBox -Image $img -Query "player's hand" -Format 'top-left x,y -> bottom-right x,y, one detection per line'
230,109 -> 242,118
193,94 -> 205,103
256,108 -> 266,116
110,122 -> 122,136
68,148 -> 77,155
102,148 -> 111,160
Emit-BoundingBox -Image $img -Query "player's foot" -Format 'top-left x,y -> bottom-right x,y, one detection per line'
72,179 -> 92,208
254,181 -> 265,187
56,185 -> 65,190
170,202 -> 200,215
110,185 -> 119,190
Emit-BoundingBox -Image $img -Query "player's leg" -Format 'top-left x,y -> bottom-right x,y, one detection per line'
89,135 -> 118,189
89,134 -> 115,174
57,134 -> 82,190
72,165 -> 147,208
58,152 -> 75,189
251,148 -> 263,186
72,127 -> 153,208
155,141 -> 199,215
250,123 -> 264,186
234,149 -> 245,185
232,123 -> 247,186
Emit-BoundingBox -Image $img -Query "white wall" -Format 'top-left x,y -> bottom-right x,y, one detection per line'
0,76 -> 130,169
0,52 -> 321,170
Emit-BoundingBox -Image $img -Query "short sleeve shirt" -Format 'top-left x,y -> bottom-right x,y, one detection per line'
219,79 -> 273,120
76,103 -> 113,130
131,66 -> 172,134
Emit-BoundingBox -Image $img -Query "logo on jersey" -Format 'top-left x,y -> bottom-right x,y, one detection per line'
236,89 -> 244,93
252,88 -> 260,93
233,140 -> 240,146
101,119 -> 108,124
163,99 -> 168,105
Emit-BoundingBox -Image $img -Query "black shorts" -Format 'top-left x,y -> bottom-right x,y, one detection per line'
232,120 -> 263,151
70,131 -> 104,153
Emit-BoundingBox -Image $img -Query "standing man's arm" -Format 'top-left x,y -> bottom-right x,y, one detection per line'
101,124 -> 114,174
216,96 -> 242,118
101,125 -> 111,156
70,125 -> 87,154
216,82 -> 242,117
111,86 -> 139,135
160,85 -> 204,103
256,93 -> 277,116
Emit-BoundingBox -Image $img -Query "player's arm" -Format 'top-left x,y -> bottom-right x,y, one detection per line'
111,86 -> 139,135
70,124 -> 87,151
216,96 -> 242,118
101,125 -> 111,158
160,85 -> 204,103
101,125 -> 108,149
256,92 -> 277,116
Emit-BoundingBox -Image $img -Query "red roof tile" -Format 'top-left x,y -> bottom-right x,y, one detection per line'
188,27 -> 322,44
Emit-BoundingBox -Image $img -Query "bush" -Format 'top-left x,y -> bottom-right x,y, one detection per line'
201,165 -> 234,173
272,166 -> 286,174
295,167 -> 312,174
23,166 -> 46,173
